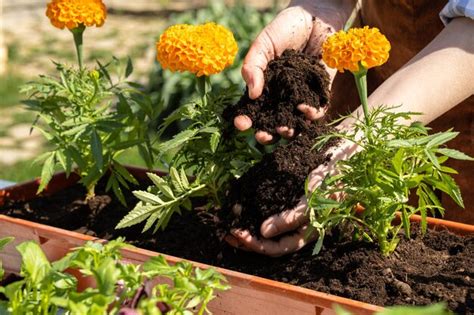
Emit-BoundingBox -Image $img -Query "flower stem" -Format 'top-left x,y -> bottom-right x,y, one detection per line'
71,24 -> 86,69
196,76 -> 211,106
353,67 -> 369,125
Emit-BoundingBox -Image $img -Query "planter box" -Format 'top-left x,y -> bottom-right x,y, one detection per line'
1,168 -> 473,314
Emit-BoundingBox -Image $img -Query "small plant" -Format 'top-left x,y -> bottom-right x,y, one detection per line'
117,23 -> 262,232
0,237 -> 14,280
0,238 -> 229,314
334,303 -> 451,315
22,0 -> 159,202
306,27 -> 473,255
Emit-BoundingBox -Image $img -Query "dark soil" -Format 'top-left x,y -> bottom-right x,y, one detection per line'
223,123 -> 336,234
223,49 -> 330,137
1,189 -> 473,314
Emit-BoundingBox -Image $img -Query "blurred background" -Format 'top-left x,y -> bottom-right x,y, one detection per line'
0,0 -> 289,182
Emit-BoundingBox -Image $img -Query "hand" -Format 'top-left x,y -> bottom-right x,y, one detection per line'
234,0 -> 354,144
225,135 -> 361,257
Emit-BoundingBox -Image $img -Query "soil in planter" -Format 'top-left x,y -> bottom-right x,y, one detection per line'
222,49 -> 331,137
1,186 -> 473,314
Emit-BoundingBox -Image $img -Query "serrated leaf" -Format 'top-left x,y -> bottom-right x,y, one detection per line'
133,190 -> 165,205
143,210 -> 162,233
115,203 -> 160,229
38,152 -> 56,193
426,131 -> 458,148
113,162 -> 138,185
170,167 -> 185,193
436,148 -> 473,161
157,129 -> 200,155
0,237 -> 13,251
210,132 -> 220,153
424,149 -> 441,170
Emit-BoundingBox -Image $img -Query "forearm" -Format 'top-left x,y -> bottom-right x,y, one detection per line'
349,17 -> 474,126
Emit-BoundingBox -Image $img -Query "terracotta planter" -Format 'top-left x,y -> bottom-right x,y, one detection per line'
1,168 -> 473,314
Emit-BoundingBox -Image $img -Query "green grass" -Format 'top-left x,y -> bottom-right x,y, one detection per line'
0,74 -> 25,108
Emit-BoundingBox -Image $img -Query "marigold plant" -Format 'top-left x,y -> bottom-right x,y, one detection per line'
46,0 -> 106,30
308,27 -> 472,256
322,26 -> 390,73
156,22 -> 238,77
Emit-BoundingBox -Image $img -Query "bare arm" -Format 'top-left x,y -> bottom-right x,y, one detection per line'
342,17 -> 474,129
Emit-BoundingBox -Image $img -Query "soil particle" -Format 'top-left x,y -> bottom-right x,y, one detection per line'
223,49 -> 330,137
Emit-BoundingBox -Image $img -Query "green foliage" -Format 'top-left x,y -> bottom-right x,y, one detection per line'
334,303 -> 452,315
0,74 -> 25,108
0,237 -> 14,280
308,106 -> 473,255
118,81 -> 262,232
21,58 -> 160,202
0,238 -> 229,314
147,0 -> 275,121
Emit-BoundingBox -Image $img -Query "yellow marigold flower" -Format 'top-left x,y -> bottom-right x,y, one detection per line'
156,23 -> 238,77
46,0 -> 107,30
322,26 -> 391,73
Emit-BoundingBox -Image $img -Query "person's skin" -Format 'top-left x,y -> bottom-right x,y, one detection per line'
226,16 -> 474,257
234,0 -> 356,144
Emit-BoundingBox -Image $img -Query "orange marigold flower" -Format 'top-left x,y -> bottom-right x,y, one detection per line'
156,23 -> 238,77
46,0 -> 107,30
322,26 -> 391,73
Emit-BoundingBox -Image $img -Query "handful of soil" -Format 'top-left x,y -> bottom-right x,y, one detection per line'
223,49 -> 336,235
223,49 -> 331,137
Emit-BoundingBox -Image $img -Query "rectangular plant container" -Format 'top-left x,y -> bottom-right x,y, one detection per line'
1,168 -> 473,314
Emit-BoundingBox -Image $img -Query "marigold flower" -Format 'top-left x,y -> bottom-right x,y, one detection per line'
322,26 -> 391,73
46,0 -> 107,30
156,23 -> 238,77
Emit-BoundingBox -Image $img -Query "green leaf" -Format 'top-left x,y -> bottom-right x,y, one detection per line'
391,148 -> 404,174
378,303 -> 449,315
436,148 -> 474,161
17,241 -> 51,285
170,167 -> 185,193
38,152 -> 56,193
91,129 -> 104,171
312,229 -> 325,255
158,129 -> 200,155
210,132 -> 221,153
424,149 -> 441,170
113,162 -> 138,185
125,57 -> 134,78
0,237 -> 13,251
426,131 -> 458,148
133,190 -> 165,205
115,203 -> 159,229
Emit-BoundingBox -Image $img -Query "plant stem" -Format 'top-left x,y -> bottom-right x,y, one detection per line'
353,67 -> 369,125
71,24 -> 86,69
196,76 -> 211,106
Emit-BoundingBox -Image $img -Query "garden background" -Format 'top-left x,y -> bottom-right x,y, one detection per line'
0,0 -> 288,182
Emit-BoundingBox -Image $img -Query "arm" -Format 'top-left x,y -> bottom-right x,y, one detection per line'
343,17 -> 474,129
228,17 -> 474,257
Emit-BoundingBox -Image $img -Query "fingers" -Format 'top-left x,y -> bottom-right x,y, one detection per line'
234,115 -> 252,131
276,126 -> 295,138
255,131 -> 274,145
229,225 -> 317,257
242,6 -> 314,100
260,198 -> 309,238
241,32 -> 273,100
297,104 -> 327,120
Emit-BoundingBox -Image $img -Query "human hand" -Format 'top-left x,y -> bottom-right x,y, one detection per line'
234,0 -> 354,144
225,136 -> 361,257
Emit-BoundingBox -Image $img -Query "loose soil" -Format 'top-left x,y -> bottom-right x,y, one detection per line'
1,186 -> 473,314
223,123 -> 336,234
222,49 -> 334,234
223,49 -> 331,137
